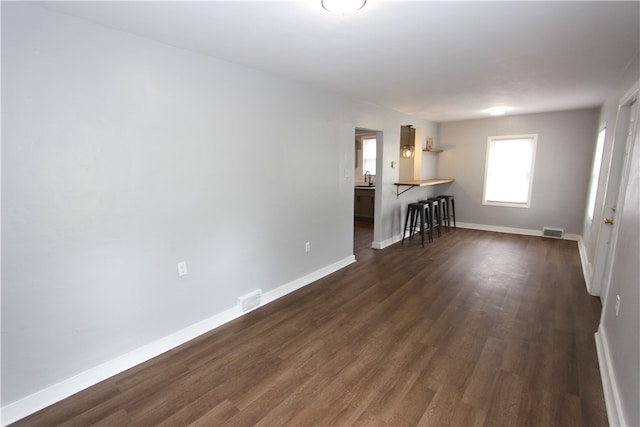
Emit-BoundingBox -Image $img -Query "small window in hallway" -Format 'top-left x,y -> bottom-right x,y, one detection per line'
586,126 -> 606,221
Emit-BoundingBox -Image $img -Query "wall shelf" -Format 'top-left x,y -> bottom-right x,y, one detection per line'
423,149 -> 444,153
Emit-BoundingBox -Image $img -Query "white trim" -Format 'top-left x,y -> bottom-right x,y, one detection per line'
371,233 -> 401,250
600,87 -> 639,312
619,80 -> 639,107
261,256 -> 355,305
576,235 -> 595,295
0,255 -> 355,426
456,222 -> 580,242
595,328 -> 626,427
458,221 -> 540,236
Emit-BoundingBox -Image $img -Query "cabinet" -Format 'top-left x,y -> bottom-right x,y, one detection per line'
354,188 -> 375,220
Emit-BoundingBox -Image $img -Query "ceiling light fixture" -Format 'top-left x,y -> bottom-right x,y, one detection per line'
321,0 -> 366,15
488,107 -> 508,116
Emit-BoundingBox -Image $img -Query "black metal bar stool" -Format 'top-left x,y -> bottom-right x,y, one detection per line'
426,197 -> 445,236
418,199 -> 438,241
402,203 -> 430,247
415,200 -> 434,244
433,196 -> 449,232
437,195 -> 456,229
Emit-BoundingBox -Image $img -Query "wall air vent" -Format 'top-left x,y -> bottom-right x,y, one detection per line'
542,227 -> 564,239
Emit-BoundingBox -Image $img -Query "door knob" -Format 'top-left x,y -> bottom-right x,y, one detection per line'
604,218 -> 614,225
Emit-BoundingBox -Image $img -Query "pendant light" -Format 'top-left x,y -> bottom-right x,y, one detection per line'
401,145 -> 415,159
401,125 -> 415,159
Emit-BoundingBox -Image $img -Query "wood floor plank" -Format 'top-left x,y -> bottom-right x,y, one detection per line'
222,366 -> 312,425
482,370 -> 527,426
462,336 -> 505,410
448,400 -> 487,427
386,376 -> 437,426
187,399 -> 239,427
11,226 -> 609,426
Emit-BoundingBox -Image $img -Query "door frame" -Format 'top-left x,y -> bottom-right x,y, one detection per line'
598,82 -> 639,306
354,127 -> 383,249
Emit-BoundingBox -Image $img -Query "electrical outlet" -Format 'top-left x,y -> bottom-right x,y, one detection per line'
305,242 -> 311,253
615,295 -> 621,316
178,261 -> 188,277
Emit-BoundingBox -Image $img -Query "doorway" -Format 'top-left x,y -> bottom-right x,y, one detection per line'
354,129 -> 376,223
598,96 -> 638,303
591,93 -> 638,297
354,128 -> 382,254
594,86 -> 639,427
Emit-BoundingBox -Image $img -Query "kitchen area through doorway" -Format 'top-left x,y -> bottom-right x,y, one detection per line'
354,129 -> 376,222
354,128 -> 379,254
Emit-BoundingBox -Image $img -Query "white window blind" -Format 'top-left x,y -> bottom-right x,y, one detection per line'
362,138 -> 376,175
483,135 -> 537,208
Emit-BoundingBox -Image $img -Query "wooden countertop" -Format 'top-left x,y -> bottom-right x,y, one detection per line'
394,178 -> 455,186
393,178 -> 454,198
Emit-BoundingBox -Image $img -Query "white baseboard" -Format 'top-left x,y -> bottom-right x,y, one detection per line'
375,224 -> 581,250
576,235 -> 595,295
260,256 -> 355,305
457,222 -> 541,236
0,255 -> 355,426
371,233 -> 401,250
595,328 -> 626,427
457,222 -> 581,241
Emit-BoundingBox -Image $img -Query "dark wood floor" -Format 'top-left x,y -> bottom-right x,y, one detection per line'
13,224 -> 608,426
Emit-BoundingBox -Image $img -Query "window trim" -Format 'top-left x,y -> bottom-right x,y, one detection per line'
482,134 -> 538,209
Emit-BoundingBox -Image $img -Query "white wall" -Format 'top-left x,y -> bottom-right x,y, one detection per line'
438,109 -> 599,234
0,2 -> 437,416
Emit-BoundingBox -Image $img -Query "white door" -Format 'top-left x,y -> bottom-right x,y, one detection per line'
599,97 -> 638,301
590,92 -> 638,296
596,94 -> 639,427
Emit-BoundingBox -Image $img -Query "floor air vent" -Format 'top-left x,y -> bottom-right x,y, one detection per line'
542,227 -> 564,239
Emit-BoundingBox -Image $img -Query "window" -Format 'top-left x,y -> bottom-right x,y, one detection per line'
362,137 -> 376,176
586,127 -> 606,221
483,134 -> 537,208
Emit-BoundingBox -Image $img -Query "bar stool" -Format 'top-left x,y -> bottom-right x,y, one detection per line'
402,203 -> 431,247
414,201 -> 434,244
418,199 -> 439,240
437,195 -> 456,229
427,197 -> 446,236
433,196 -> 449,232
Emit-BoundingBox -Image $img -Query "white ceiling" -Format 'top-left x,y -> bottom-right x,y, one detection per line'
35,1 -> 640,122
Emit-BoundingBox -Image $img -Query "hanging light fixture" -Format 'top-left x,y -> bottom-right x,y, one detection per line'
401,125 -> 415,159
321,0 -> 366,14
401,145 -> 415,159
